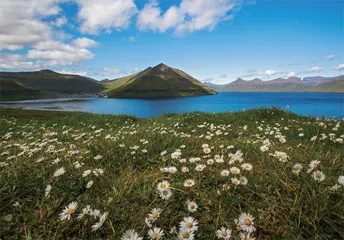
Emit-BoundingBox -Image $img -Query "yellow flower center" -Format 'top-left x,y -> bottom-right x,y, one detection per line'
152,232 -> 159,238
244,219 -> 251,226
66,208 -> 73,214
183,232 -> 190,238
186,222 -> 193,228
160,183 -> 166,188
221,231 -> 227,236
152,212 -> 159,218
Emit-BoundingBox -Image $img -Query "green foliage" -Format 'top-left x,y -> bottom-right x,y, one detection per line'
0,108 -> 343,239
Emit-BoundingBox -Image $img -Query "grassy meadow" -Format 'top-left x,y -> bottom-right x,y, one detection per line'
0,108 -> 343,239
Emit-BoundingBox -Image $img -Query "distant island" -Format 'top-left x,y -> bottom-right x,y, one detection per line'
0,63 -> 215,101
204,75 -> 344,93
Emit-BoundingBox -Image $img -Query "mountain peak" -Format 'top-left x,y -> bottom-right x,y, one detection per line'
152,63 -> 171,73
40,69 -> 56,74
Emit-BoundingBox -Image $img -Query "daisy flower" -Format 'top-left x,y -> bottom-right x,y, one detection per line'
180,217 -> 198,232
59,202 -> 78,221
312,170 -> 325,182
121,229 -> 143,240
239,232 -> 255,240
182,166 -> 189,173
91,212 -> 108,231
238,213 -> 256,233
77,205 -> 92,220
53,167 -> 65,177
260,145 -> 269,152
230,167 -> 240,175
82,169 -> 92,177
45,184 -> 52,197
86,180 -> 94,189
195,164 -> 206,172
187,201 -> 198,213
240,176 -> 248,185
184,179 -> 195,187
338,175 -> 344,185
307,160 -> 320,173
207,159 -> 214,165
292,163 -> 303,175
157,181 -> 170,191
216,226 -> 232,239
241,163 -> 253,171
148,227 -> 164,239
178,227 -> 195,240
231,177 -> 241,185
221,170 -> 230,177
159,188 -> 172,200
148,208 -> 162,222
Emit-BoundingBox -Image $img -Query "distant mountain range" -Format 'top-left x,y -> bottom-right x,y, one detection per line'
102,63 -> 216,98
0,64 -> 215,100
204,75 -> 344,92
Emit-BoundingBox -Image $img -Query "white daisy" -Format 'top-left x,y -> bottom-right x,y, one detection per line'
338,175 -> 344,185
180,217 -> 198,232
239,232 -> 255,240
216,226 -> 232,239
148,208 -> 162,222
238,213 -> 256,233
157,181 -> 170,191
221,170 -> 230,177
59,201 -> 78,221
121,229 -> 143,240
53,167 -> 65,177
148,227 -> 164,239
187,201 -> 198,213
45,184 -> 52,197
86,180 -> 94,189
178,227 -> 195,240
312,170 -> 325,182
241,163 -> 253,171
91,212 -> 108,231
159,188 -> 172,200
184,179 -> 195,187
230,167 -> 240,175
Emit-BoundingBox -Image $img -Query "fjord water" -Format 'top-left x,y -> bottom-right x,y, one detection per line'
1,92 -> 343,119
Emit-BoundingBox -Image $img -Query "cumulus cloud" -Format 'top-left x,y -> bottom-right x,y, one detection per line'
264,69 -> 277,76
309,66 -> 322,73
0,53 -> 41,70
326,55 -> 334,61
76,0 -> 138,35
72,37 -> 100,48
55,70 -> 88,76
137,0 -> 241,34
0,0 -> 63,50
55,16 -> 68,27
333,63 -> 344,71
101,68 -> 122,76
287,71 -> 296,77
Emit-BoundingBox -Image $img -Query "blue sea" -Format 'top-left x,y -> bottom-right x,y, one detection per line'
1,92 -> 343,119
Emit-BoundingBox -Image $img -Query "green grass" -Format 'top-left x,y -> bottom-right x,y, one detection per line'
0,108 -> 343,239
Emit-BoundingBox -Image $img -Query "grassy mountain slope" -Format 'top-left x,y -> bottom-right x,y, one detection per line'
106,63 -> 216,98
311,78 -> 344,92
0,79 -> 42,100
0,70 -> 105,94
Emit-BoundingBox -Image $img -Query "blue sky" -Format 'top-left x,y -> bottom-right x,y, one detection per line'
0,0 -> 343,83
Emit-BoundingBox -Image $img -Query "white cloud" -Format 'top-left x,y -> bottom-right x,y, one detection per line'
76,0 -> 138,35
326,55 -> 334,61
55,16 -> 68,27
0,0 -> 62,50
0,53 -> 41,70
128,36 -> 136,42
287,71 -> 296,77
55,70 -> 88,76
137,0 -> 240,34
309,66 -> 322,73
264,69 -> 277,76
72,37 -> 99,48
101,68 -> 122,76
333,63 -> 344,71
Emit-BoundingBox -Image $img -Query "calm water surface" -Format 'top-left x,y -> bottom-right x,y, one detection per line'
1,92 -> 343,119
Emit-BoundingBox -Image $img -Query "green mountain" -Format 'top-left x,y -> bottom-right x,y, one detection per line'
205,75 -> 344,92
0,79 -> 41,101
0,70 -> 105,94
105,63 -> 216,98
